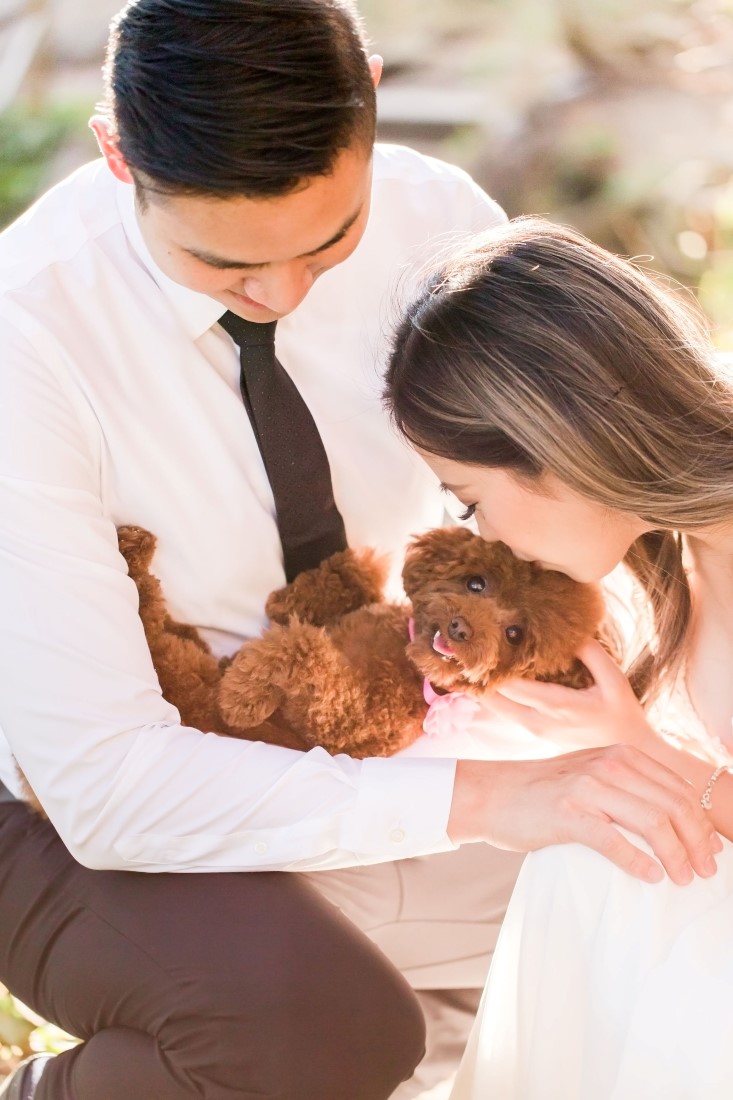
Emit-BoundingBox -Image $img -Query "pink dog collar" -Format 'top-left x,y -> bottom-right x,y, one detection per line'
408,618 -> 481,739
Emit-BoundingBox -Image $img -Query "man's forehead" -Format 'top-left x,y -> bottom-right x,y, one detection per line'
146,146 -> 373,269
179,201 -> 366,271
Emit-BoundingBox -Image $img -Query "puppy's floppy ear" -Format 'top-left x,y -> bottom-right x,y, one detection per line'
522,573 -> 605,678
402,527 -> 478,597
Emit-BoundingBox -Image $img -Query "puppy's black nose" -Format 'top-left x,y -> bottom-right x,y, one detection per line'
448,617 -> 472,642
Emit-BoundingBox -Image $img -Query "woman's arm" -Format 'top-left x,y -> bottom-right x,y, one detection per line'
623,734 -> 733,841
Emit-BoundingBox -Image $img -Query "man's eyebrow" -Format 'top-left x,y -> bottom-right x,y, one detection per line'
182,204 -> 364,271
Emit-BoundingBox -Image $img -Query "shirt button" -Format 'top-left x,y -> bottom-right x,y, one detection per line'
390,828 -> 406,844
254,841 -> 268,855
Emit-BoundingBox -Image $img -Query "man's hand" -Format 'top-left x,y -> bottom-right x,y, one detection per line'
448,744 -> 723,885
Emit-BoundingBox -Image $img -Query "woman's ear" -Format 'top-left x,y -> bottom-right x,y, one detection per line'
89,116 -> 135,185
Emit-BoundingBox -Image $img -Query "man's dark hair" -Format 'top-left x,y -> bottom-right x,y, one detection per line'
101,0 -> 376,202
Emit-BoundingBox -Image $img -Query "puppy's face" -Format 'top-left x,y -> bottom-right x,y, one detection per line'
402,527 -> 604,694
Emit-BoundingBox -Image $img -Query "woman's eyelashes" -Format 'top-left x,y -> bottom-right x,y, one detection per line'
438,485 -> 478,524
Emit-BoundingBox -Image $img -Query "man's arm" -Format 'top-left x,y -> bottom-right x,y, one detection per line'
0,316 -> 459,871
449,749 -> 722,886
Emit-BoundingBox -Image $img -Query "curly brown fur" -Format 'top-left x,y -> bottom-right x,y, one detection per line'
220,605 -> 426,757
18,526 -> 309,817
266,548 -> 389,626
18,525 -> 608,814
220,527 -> 606,757
117,525 -> 232,735
115,526 -> 310,750
403,527 -> 605,695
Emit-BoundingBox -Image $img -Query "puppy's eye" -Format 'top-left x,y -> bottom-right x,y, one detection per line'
505,625 -> 524,646
466,575 -> 487,594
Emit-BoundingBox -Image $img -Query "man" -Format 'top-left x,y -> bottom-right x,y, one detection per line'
0,2 -> 716,1098
0,2 -> 518,1096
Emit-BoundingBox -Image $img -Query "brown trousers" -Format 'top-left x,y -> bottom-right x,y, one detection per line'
0,800 -> 426,1100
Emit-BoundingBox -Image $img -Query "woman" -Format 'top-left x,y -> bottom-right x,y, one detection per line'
385,218 -> 733,1099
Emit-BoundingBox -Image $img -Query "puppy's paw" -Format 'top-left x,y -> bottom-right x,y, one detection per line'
117,525 -> 157,576
219,641 -> 284,728
266,548 -> 388,626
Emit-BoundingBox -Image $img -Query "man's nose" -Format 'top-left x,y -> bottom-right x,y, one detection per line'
244,265 -> 315,315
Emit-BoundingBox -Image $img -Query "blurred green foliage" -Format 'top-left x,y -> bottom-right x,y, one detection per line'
0,101 -> 95,229
0,984 -> 78,1080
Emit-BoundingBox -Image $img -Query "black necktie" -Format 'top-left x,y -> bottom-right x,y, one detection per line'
218,311 -> 347,582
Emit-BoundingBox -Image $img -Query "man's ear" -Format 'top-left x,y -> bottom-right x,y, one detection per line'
368,54 -> 383,89
89,116 -> 135,185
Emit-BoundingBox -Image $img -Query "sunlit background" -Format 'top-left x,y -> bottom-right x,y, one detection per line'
3,0 -> 733,343
1,0 -> 733,1075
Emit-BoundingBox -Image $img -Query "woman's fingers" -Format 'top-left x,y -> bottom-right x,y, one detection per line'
486,690 -> 555,734
496,677 -> 585,716
492,678 -> 605,747
575,638 -> 628,694
495,647 -> 650,754
496,643 -> 624,717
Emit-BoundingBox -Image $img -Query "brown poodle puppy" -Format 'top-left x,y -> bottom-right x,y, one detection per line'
219,525 -> 605,756
18,525 -> 605,814
403,526 -> 604,695
116,525 -> 308,752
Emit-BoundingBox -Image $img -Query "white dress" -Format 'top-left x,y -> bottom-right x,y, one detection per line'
450,677 -> 733,1100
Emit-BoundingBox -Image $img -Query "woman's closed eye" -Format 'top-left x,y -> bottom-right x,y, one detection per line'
438,484 -> 478,524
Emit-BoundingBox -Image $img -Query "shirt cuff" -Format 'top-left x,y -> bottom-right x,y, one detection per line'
340,755 -> 459,862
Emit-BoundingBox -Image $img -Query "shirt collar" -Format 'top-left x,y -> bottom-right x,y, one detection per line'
115,177 -> 225,340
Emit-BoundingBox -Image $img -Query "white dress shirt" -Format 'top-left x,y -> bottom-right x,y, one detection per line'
0,143 -> 505,871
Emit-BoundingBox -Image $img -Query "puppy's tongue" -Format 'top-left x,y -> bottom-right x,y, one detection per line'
432,630 -> 456,658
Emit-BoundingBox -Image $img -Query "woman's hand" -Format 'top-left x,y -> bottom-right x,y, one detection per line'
488,639 -> 657,753
448,745 -> 723,885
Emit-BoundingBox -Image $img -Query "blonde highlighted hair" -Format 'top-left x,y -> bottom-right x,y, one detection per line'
386,217 -> 733,702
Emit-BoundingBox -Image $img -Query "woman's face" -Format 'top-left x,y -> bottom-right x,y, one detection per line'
420,453 -> 649,583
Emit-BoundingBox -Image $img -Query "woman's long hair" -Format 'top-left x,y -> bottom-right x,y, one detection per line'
385,217 -> 733,703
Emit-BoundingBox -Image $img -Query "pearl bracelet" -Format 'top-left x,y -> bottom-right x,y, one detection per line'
700,764 -> 733,811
